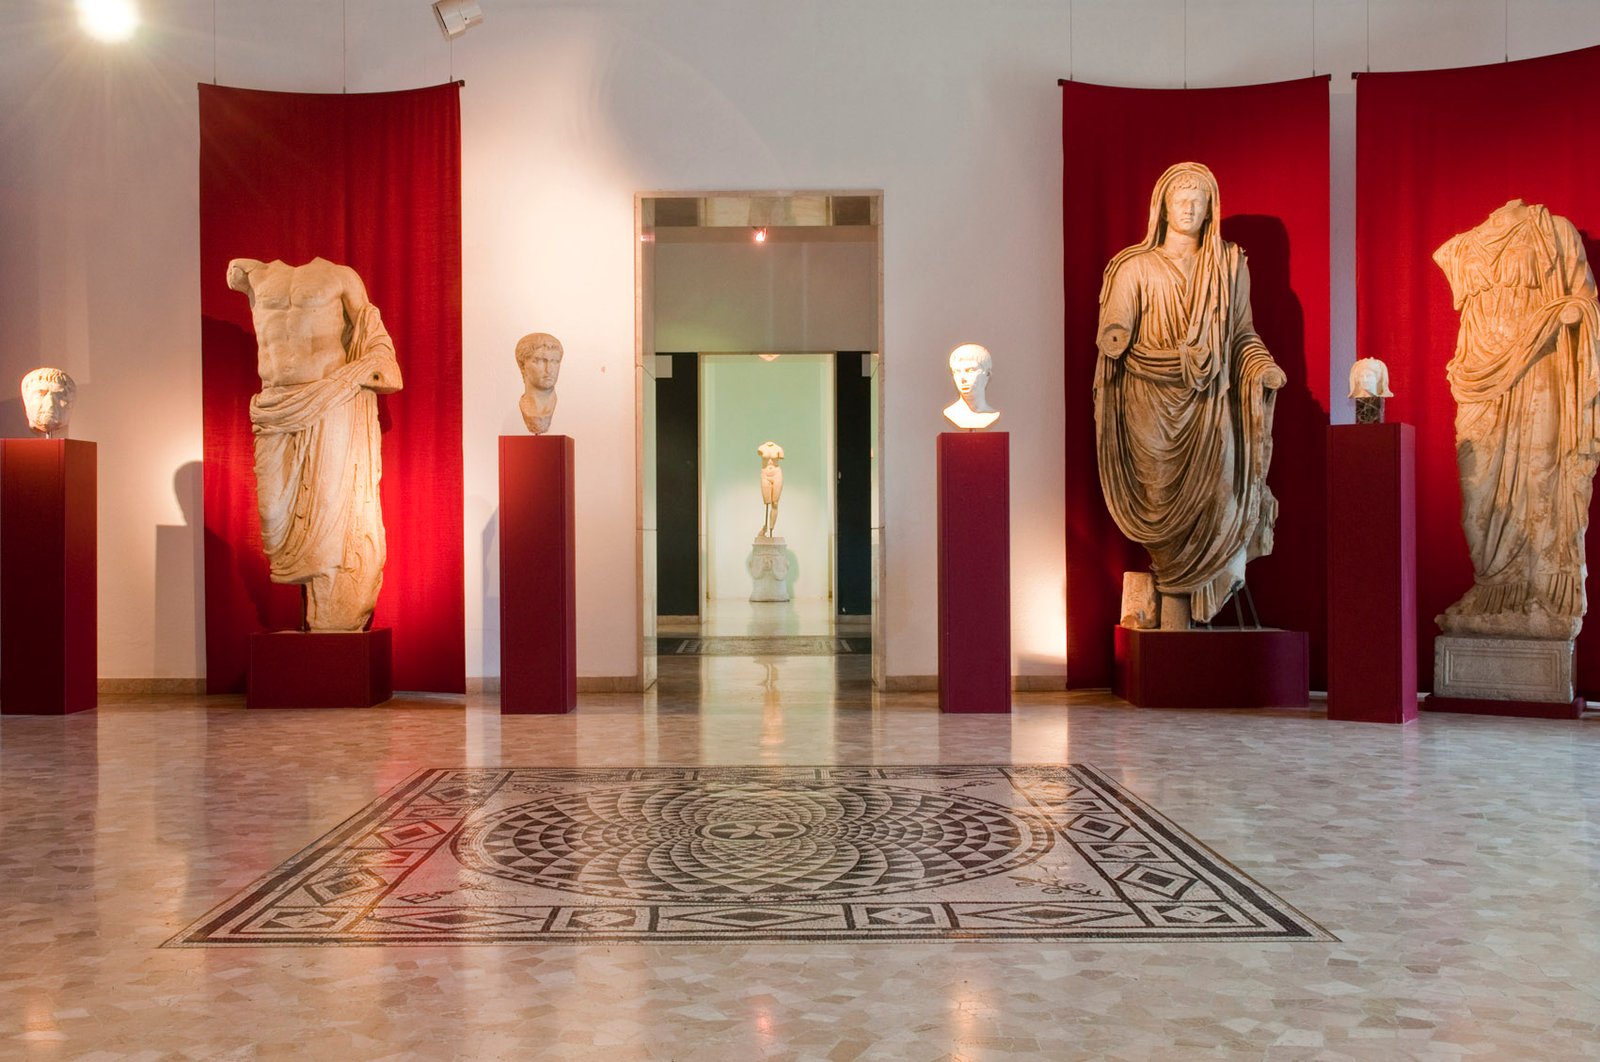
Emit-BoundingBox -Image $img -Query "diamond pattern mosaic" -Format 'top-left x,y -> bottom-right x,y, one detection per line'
167,765 -> 1332,946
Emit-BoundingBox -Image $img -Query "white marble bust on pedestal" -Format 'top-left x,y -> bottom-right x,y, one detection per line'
1348,357 -> 1392,425
943,343 -> 1000,431
21,368 -> 76,439
516,332 -> 564,435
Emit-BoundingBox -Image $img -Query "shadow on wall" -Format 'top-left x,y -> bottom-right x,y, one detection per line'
482,510 -> 500,679
155,461 -> 206,675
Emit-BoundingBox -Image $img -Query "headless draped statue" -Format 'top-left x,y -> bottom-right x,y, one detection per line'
1094,162 -> 1286,628
227,257 -> 403,631
1433,200 -> 1600,641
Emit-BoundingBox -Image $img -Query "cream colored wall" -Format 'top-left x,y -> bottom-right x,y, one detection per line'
2,1 -> 1599,683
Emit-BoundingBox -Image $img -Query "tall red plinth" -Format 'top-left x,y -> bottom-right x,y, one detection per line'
248,629 -> 393,708
2,440 -> 97,715
1327,423 -> 1418,723
937,432 -> 1010,713
500,435 -> 577,714
1114,626 -> 1310,708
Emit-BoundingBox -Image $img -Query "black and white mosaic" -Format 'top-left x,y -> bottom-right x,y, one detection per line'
167,765 -> 1333,946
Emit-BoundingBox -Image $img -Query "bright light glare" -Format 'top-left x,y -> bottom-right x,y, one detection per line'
77,0 -> 140,43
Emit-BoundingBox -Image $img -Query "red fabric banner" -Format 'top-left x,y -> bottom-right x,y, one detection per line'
199,84 -> 465,694
1062,77 -> 1331,689
1356,46 -> 1600,695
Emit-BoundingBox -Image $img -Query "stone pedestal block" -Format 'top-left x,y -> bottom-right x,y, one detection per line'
937,432 -> 1010,714
499,435 -> 577,715
749,537 -> 790,602
1427,634 -> 1582,717
248,629 -> 393,708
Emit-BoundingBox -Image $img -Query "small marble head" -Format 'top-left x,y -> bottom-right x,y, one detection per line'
515,332 -> 564,434
21,367 -> 76,439
944,343 -> 1000,430
1348,357 -> 1393,399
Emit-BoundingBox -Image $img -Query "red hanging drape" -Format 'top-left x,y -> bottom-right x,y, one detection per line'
198,83 -> 465,694
1062,77 -> 1331,689
1356,46 -> 1600,696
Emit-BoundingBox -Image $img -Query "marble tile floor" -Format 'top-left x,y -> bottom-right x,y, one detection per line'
3,653 -> 1600,1059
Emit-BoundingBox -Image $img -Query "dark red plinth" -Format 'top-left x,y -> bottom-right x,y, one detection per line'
1422,694 -> 1585,720
500,435 -> 577,714
248,629 -> 393,708
1114,626 -> 1310,709
937,432 -> 1010,713
2,440 -> 97,715
1327,423 -> 1418,723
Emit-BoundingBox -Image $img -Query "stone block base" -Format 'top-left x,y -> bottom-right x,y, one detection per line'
1432,634 -> 1573,703
248,629 -> 393,708
749,537 -> 790,602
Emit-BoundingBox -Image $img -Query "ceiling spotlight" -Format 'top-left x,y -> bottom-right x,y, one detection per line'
77,0 -> 139,42
433,0 -> 484,40
758,353 -> 780,362
752,227 -> 768,244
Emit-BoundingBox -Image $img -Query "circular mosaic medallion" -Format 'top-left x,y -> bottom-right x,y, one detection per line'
454,780 -> 1051,900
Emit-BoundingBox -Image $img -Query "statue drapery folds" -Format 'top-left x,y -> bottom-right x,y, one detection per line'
1094,162 -> 1286,625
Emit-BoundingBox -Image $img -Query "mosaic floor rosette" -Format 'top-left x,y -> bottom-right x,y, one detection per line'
167,765 -> 1333,946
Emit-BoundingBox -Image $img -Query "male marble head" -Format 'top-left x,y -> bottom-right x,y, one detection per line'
516,332 -> 564,435
21,367 -> 76,439
943,343 -> 1000,430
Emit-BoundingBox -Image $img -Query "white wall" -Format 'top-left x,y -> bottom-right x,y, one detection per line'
702,355 -> 834,602
3,0 -> 1600,683
655,239 -> 878,355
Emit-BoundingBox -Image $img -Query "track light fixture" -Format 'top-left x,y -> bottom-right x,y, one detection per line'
433,0 -> 484,40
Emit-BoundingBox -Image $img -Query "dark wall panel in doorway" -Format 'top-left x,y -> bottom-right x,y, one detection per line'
835,352 -> 872,615
656,353 -> 699,616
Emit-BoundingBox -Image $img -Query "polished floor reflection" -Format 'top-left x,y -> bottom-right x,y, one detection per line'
3,655 -> 1600,1058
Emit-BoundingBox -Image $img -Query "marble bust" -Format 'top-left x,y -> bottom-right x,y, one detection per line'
227,256 -> 403,632
20,367 -> 76,439
1348,357 -> 1393,424
1432,199 -> 1600,642
1094,162 -> 1286,630
757,440 -> 784,538
515,332 -> 564,435
943,343 -> 1000,430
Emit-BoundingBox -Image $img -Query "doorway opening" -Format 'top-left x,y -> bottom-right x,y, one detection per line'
635,193 -> 883,690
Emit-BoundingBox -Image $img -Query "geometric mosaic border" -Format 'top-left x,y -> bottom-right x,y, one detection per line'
166,765 -> 1334,946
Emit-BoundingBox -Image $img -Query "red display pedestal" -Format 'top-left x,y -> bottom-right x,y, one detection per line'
1114,626 -> 1310,709
937,432 -> 1009,713
248,629 -> 393,708
1327,423 -> 1418,723
499,435 -> 577,714
2,439 -> 96,715
1422,694 -> 1584,720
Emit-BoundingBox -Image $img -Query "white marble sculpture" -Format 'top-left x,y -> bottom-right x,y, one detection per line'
1120,572 -> 1157,629
20,367 -> 76,439
757,440 -> 784,537
943,343 -> 1000,430
1349,357 -> 1392,424
1432,199 -> 1600,643
516,332 -> 563,435
227,256 -> 403,632
1094,162 -> 1286,630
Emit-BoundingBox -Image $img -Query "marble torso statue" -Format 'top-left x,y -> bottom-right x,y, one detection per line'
1433,200 -> 1600,640
227,256 -> 403,632
1094,162 -> 1286,627
757,440 -> 784,538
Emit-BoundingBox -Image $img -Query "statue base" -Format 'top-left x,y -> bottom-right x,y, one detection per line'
248,628 -> 393,708
749,537 -> 790,602
1430,634 -> 1577,712
1113,626 -> 1310,709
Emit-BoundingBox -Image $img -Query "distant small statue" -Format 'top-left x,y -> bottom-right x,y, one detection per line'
1348,357 -> 1393,424
1433,199 -> 1600,641
20,368 -> 76,439
757,440 -> 784,537
943,343 -> 1000,430
516,333 -> 564,435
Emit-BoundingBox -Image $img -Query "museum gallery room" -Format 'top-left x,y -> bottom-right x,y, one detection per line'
7,0 -> 1600,1057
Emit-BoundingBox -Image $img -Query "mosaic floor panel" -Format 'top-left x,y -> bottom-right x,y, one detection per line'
168,765 -> 1332,946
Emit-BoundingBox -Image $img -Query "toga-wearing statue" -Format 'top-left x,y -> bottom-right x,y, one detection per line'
1433,200 -> 1600,641
1094,162 -> 1286,628
227,257 -> 403,632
